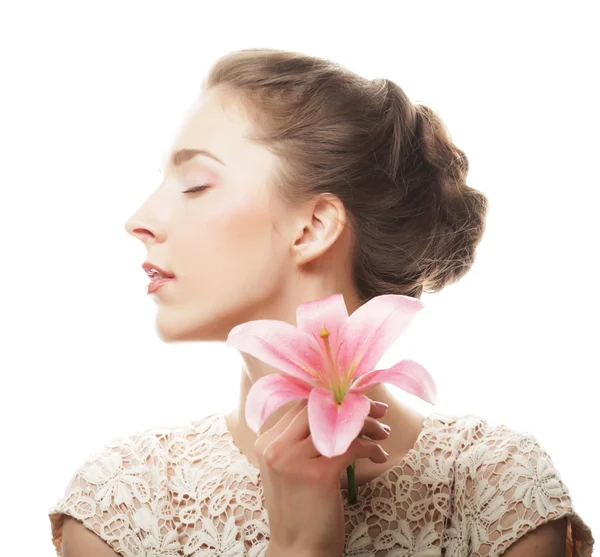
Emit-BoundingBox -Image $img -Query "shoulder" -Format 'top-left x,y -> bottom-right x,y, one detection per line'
48,414 -> 220,557
447,415 -> 595,556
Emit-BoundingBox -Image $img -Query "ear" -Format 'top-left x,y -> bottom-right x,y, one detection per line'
291,194 -> 348,266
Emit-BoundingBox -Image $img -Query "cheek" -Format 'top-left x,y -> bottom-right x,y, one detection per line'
177,194 -> 279,285
219,198 -> 268,248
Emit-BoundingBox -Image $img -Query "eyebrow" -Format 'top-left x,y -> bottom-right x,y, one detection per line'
168,148 -> 227,168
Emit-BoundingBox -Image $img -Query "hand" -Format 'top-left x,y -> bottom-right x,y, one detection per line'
257,398 -> 390,557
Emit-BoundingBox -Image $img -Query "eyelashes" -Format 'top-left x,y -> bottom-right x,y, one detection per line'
182,185 -> 210,194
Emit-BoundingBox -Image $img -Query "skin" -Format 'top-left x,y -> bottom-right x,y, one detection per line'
124,85 -> 426,487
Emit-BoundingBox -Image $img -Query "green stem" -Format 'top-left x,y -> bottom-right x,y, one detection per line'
346,461 -> 357,504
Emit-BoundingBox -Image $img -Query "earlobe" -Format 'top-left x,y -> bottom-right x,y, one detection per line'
292,240 -> 318,267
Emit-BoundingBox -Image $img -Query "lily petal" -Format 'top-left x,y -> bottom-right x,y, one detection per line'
349,359 -> 438,405
307,388 -> 371,458
337,294 -> 425,383
226,319 -> 325,385
295,293 -> 349,386
245,373 -> 314,435
296,293 -> 348,346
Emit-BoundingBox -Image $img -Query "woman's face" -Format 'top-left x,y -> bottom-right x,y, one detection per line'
124,87 -> 294,342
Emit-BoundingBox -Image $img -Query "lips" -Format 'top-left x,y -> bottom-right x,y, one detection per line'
142,261 -> 176,279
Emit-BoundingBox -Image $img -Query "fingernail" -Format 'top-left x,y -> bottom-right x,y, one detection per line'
375,401 -> 388,411
382,424 -> 391,433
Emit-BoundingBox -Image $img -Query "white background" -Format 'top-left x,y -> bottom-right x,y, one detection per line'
1,1 -> 598,554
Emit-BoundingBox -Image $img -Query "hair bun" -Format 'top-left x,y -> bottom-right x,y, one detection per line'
408,101 -> 488,294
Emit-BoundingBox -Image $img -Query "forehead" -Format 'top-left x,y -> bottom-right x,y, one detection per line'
163,87 -> 282,189
165,88 -> 254,167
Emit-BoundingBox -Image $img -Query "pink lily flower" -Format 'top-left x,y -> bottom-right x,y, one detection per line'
225,293 -> 437,460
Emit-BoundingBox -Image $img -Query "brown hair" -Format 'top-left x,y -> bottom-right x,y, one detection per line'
203,48 -> 488,302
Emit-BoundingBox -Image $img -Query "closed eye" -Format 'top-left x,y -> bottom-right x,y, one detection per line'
182,185 -> 210,194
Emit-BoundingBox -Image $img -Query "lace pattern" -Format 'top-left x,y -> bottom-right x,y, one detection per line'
48,411 -> 595,556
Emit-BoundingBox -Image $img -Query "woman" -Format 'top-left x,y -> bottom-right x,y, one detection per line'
48,48 -> 594,556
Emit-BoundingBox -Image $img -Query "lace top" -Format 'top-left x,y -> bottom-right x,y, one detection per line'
48,411 -> 594,556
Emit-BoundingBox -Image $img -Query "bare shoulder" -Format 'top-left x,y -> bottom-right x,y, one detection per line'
61,516 -> 123,557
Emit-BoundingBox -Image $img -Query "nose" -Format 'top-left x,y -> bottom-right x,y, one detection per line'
124,214 -> 165,245
124,184 -> 168,244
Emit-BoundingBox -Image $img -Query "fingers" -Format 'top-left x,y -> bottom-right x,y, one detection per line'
258,398 -> 307,437
360,416 -> 391,441
260,397 -> 387,444
256,398 -> 308,462
368,399 -> 388,420
314,436 -> 387,481
352,436 -> 389,463
257,397 -> 390,471
313,400 -> 390,472
300,400 -> 390,463
260,400 -> 310,469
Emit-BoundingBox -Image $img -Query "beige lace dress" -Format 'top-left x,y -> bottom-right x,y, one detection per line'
48,411 -> 595,556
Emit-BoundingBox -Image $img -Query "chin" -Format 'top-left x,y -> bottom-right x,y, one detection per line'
153,309 -> 230,343
154,323 -> 187,343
